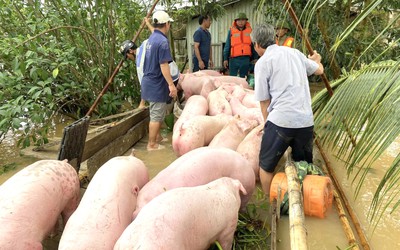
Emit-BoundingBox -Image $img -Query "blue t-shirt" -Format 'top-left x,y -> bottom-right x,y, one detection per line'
141,30 -> 173,102
254,45 -> 318,128
193,27 -> 211,63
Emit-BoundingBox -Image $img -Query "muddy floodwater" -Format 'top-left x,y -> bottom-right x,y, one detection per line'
1,91 -> 399,249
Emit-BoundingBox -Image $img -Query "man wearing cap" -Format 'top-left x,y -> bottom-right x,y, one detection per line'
141,10 -> 177,151
275,20 -> 295,48
223,12 -> 257,78
192,15 -> 213,72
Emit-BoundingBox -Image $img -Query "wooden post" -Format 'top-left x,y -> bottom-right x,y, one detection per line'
285,160 -> 308,250
271,199 -> 278,250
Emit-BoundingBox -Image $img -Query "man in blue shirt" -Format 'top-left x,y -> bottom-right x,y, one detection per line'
141,10 -> 177,150
251,24 -> 324,195
193,15 -> 213,72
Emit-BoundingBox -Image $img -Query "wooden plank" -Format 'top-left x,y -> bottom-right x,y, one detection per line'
87,118 -> 148,179
271,199 -> 278,250
82,108 -> 149,161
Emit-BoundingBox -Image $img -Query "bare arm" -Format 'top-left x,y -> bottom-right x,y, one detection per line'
144,17 -> 154,33
308,50 -> 324,75
260,99 -> 271,122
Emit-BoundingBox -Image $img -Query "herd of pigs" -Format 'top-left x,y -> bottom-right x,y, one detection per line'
0,70 -> 266,249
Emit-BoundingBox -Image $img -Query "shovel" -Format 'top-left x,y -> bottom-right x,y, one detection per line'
58,0 -> 160,172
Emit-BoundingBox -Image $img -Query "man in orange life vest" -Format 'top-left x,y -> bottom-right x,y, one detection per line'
275,20 -> 295,48
223,13 -> 257,78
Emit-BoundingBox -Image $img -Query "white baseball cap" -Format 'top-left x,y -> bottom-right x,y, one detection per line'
152,10 -> 174,24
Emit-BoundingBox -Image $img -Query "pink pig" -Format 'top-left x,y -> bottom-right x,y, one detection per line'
229,96 -> 264,125
213,75 -> 250,89
172,114 -> 231,156
133,147 -> 255,218
178,73 -> 215,100
0,160 -> 80,250
209,115 -> 259,150
237,124 -> 264,179
241,91 -> 260,108
116,177 -> 246,250
58,153 -> 149,250
207,86 -> 232,116
193,69 -> 223,76
172,95 -> 208,153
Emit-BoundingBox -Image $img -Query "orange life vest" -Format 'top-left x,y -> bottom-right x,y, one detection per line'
276,36 -> 294,48
230,21 -> 252,58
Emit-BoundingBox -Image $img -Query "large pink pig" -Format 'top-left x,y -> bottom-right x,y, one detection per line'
133,147 -> 255,218
207,86 -> 232,116
230,85 -> 247,101
241,91 -> 260,108
172,95 -> 208,153
194,69 -> 223,76
58,152 -> 149,250
213,75 -> 250,89
229,96 -> 264,125
0,160 -> 80,250
116,177 -> 246,250
209,115 -> 259,150
172,114 -> 231,156
178,73 -> 215,99
236,124 -> 264,179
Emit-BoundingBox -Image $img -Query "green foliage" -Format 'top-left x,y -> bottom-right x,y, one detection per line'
256,0 -> 399,79
0,162 -> 16,175
0,0 -> 145,147
233,188 -> 270,250
312,60 -> 400,226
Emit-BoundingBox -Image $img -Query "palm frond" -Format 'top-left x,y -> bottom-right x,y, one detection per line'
312,60 -> 400,223
331,0 -> 383,52
351,15 -> 400,70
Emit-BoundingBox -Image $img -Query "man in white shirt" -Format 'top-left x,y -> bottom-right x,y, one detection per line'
251,23 -> 324,196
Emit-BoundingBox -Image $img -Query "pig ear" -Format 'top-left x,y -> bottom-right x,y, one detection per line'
239,184 -> 247,196
233,179 -> 248,195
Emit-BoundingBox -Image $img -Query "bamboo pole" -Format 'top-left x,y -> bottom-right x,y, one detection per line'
285,160 -> 308,250
333,190 -> 360,249
271,199 -> 278,250
315,139 -> 371,250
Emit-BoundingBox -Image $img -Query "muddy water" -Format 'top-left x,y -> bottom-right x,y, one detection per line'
325,138 -> 400,249
1,85 -> 399,249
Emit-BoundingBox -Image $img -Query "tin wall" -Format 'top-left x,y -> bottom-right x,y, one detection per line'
186,0 -> 264,71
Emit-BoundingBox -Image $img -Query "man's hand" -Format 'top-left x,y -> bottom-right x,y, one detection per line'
169,84 -> 177,99
308,50 -> 324,75
223,60 -> 229,69
199,60 -> 205,70
209,59 -> 214,68
308,50 -> 321,63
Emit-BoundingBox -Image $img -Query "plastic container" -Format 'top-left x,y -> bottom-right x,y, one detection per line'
270,172 -> 333,218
